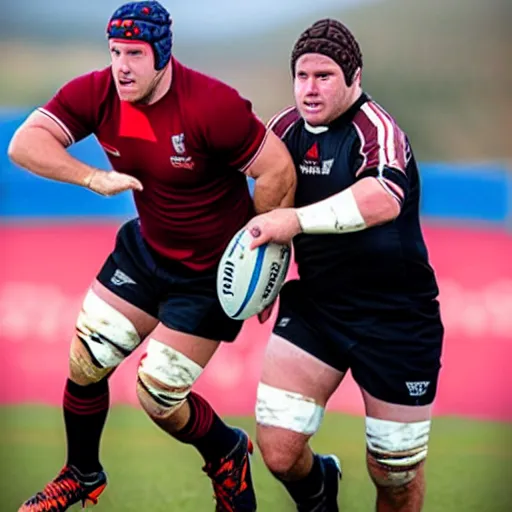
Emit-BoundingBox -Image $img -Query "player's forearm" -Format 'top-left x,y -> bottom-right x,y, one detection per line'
252,167 -> 296,213
8,126 -> 96,187
296,177 -> 400,234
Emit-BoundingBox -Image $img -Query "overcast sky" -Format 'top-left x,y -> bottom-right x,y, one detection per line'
5,0 -> 380,41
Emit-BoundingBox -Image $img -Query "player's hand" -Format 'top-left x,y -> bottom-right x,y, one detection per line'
247,208 -> 302,250
88,170 -> 143,196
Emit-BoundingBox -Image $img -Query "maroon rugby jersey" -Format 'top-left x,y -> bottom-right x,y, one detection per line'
39,58 -> 266,270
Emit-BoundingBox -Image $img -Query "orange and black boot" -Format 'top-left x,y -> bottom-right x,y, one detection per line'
18,465 -> 107,511
203,428 -> 257,511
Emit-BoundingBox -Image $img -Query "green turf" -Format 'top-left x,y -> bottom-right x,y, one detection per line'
1,406 -> 510,511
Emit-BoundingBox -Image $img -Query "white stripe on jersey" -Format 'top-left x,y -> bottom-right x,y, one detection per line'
37,108 -> 75,146
356,102 -> 405,204
266,106 -> 296,131
360,102 -> 397,172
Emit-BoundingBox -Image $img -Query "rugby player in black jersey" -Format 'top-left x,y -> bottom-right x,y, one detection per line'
246,19 -> 443,512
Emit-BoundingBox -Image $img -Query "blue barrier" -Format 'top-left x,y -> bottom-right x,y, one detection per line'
420,162 -> 511,224
1,110 -> 511,224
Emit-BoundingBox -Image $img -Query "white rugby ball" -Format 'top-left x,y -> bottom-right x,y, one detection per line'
217,228 -> 291,320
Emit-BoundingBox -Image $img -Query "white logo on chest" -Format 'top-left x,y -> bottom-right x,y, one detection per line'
170,132 -> 195,169
171,133 -> 186,154
299,142 -> 333,175
300,158 -> 334,176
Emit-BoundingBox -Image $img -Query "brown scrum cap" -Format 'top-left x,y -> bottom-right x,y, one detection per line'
291,18 -> 363,86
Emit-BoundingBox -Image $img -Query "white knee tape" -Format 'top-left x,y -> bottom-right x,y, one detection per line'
76,290 -> 141,369
255,382 -> 324,435
366,417 -> 431,468
137,339 -> 203,410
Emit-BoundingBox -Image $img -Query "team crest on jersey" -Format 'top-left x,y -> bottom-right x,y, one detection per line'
170,132 -> 195,169
300,142 -> 333,176
171,133 -> 186,154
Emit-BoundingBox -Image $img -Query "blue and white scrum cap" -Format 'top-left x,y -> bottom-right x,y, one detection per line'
107,1 -> 172,70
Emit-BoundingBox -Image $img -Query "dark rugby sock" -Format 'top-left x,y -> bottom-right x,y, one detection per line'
173,391 -> 240,463
63,378 -> 109,474
278,454 -> 325,504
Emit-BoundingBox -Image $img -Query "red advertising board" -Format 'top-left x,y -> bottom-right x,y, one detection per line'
1,224 -> 510,420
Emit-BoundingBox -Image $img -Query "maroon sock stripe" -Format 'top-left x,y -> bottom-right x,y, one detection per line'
64,391 -> 108,409
190,392 -> 215,437
64,399 -> 108,415
176,392 -> 214,442
64,390 -> 109,415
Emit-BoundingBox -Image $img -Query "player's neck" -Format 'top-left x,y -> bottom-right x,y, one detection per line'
340,86 -> 363,117
146,63 -> 173,105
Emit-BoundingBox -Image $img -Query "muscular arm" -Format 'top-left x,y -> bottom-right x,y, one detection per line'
8,110 -> 142,196
8,110 -> 96,187
244,130 -> 296,214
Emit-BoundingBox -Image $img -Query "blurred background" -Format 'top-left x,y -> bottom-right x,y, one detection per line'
1,0 -> 511,510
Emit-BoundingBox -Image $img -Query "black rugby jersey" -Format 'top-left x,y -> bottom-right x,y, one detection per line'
268,93 -> 439,308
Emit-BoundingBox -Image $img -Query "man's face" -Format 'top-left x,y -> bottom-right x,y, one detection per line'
294,53 -> 360,126
109,40 -> 160,103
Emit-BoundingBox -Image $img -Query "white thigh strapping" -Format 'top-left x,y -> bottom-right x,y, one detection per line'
138,339 -> 203,407
366,417 -> 431,467
256,382 -> 324,435
76,290 -> 141,369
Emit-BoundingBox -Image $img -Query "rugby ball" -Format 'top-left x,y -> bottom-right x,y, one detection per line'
217,228 -> 291,320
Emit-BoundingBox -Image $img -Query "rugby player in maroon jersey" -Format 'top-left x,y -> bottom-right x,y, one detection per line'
8,2 -> 296,510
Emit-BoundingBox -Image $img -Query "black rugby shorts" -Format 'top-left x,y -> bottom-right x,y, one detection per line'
96,218 -> 243,342
273,279 -> 443,406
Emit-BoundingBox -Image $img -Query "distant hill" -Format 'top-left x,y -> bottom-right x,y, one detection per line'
1,0 -> 510,161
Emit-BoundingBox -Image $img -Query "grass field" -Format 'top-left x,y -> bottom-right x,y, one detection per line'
1,406 -> 511,511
